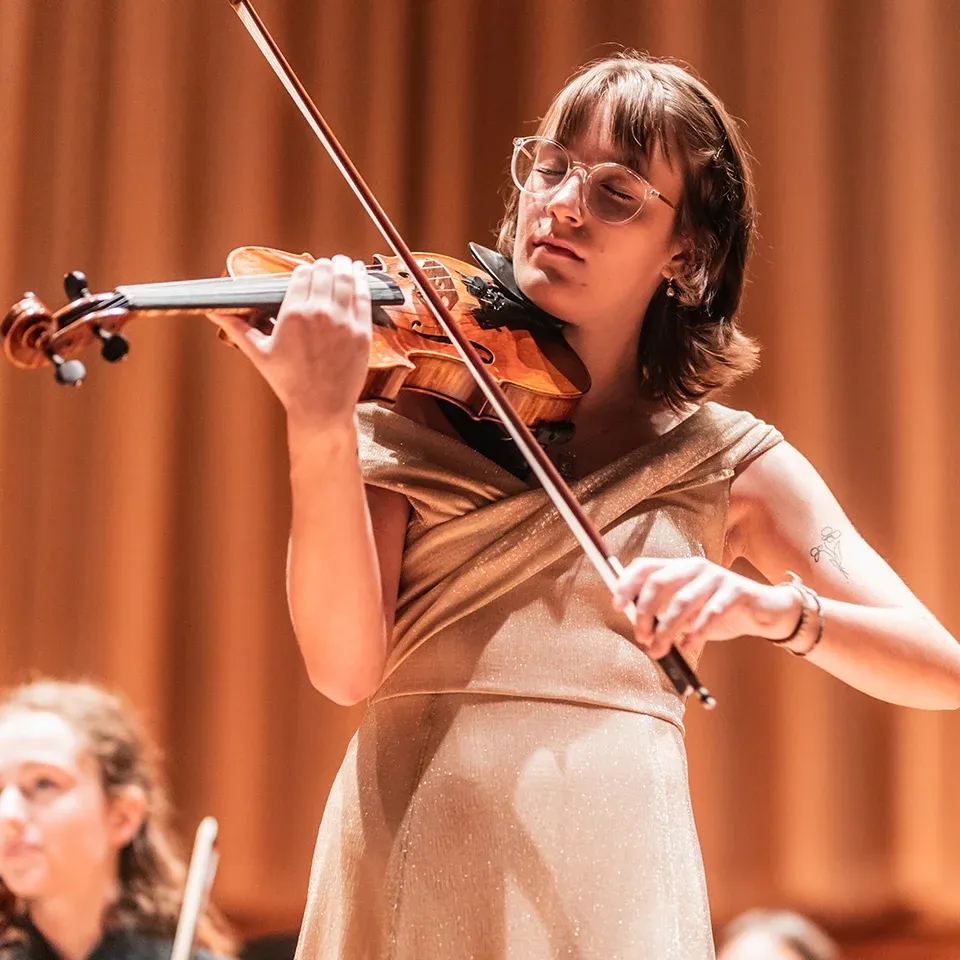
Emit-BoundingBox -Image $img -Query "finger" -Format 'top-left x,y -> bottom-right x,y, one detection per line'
207,311 -> 270,359
635,564 -> 700,619
644,633 -> 678,661
686,585 -> 741,643
277,263 -> 316,326
652,576 -> 716,648
306,257 -> 334,309
636,565 -> 705,646
352,259 -> 372,326
611,559 -> 662,644
329,254 -> 356,312
611,558 -> 665,610
646,575 -> 719,659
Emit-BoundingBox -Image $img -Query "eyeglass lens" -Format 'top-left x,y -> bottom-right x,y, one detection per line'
513,138 -> 648,224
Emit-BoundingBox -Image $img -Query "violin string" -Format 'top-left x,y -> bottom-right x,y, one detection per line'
95,292 -> 128,312
117,271 -> 402,309
121,273 -> 394,294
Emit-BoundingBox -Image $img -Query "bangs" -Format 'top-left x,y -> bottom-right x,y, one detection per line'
539,63 -> 675,176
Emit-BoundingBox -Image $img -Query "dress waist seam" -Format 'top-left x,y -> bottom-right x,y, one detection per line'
368,686 -> 685,735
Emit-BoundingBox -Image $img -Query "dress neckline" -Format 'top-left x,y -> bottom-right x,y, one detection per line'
373,398 -> 715,490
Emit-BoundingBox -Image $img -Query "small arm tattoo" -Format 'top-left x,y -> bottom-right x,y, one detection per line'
810,526 -> 850,580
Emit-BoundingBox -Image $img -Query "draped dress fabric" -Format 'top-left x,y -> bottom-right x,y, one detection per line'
295,400 -> 783,960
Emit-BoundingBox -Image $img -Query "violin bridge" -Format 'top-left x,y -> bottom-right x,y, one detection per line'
418,258 -> 459,310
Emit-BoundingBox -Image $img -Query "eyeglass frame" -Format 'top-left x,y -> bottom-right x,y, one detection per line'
511,135 -> 677,225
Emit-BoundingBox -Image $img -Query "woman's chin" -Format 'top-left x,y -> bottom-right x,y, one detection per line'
0,856 -> 50,900
514,260 -> 579,324
1,872 -> 45,900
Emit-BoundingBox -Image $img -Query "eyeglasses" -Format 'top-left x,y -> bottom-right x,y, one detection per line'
511,136 -> 676,225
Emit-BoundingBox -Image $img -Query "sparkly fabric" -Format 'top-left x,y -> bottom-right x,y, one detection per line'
296,401 -> 783,960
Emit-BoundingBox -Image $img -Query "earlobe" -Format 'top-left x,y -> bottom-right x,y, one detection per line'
670,237 -> 695,268
108,786 -> 148,849
662,238 -> 695,286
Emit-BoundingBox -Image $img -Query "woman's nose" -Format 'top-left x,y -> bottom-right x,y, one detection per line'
0,785 -> 27,831
544,170 -> 587,224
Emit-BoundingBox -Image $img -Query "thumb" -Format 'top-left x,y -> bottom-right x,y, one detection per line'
207,311 -> 270,359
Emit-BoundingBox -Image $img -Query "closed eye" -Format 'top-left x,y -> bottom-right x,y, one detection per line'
601,183 -> 637,202
25,772 -> 67,799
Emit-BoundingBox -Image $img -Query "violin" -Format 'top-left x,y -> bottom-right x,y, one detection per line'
0,0 -> 715,708
1,244 -> 587,443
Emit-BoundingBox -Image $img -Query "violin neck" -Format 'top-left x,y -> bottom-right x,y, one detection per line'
115,269 -> 404,311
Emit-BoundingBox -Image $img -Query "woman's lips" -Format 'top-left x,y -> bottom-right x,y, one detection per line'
533,240 -> 583,261
1,840 -> 39,860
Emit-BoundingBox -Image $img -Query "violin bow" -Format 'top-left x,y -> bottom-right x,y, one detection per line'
226,0 -> 715,709
170,817 -> 220,960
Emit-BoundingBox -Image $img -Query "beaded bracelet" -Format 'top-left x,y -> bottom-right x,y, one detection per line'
770,572 -> 824,657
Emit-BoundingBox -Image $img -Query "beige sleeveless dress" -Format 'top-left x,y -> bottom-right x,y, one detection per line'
295,400 -> 783,960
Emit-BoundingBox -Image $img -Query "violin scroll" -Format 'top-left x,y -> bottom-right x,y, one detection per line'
1,270 -> 136,385
2,292 -> 84,385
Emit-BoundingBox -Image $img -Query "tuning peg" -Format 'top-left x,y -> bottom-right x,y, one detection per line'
63,271 -> 90,301
48,351 -> 85,387
62,270 -> 130,361
96,328 -> 129,363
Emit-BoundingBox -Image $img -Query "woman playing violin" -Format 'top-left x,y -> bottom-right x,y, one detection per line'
214,53 -> 960,959
0,681 -> 234,960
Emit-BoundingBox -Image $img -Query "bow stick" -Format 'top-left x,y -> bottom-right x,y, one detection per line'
170,817 -> 220,960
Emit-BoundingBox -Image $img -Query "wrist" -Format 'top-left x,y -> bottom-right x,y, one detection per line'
287,413 -> 359,472
765,583 -> 805,642
768,573 -> 825,657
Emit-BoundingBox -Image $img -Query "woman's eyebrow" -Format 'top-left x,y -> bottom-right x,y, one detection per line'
563,139 -> 641,168
19,760 -> 71,774
597,140 -> 648,171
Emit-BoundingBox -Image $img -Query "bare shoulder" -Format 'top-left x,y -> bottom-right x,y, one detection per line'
729,440 -> 818,517
726,440 -> 787,562
726,441 -> 841,559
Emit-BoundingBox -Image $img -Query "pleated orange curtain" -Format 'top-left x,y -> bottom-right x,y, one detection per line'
1,0 -> 958,938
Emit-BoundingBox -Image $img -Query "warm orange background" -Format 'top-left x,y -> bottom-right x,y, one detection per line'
1,0 -> 958,955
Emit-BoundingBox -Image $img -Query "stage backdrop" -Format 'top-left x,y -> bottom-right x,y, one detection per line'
1,0 -> 958,943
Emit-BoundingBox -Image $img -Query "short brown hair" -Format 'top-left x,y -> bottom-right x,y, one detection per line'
498,52 -> 761,411
0,681 -> 236,957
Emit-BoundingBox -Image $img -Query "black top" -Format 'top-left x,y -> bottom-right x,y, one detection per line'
0,923 -> 217,960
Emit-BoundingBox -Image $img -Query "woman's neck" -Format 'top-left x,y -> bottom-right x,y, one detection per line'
562,316 -> 646,420
560,310 -> 699,457
30,878 -> 120,960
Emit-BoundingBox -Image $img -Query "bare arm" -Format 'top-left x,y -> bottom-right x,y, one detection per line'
614,440 -> 960,710
211,255 -> 411,705
286,420 -> 409,705
730,441 -> 960,709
